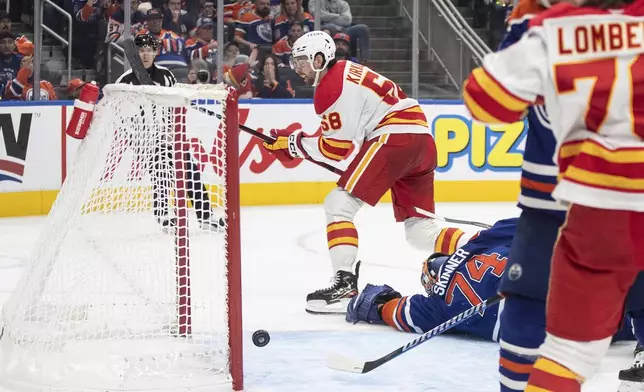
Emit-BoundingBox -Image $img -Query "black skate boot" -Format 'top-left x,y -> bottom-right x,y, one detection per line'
305,261 -> 361,315
618,344 -> 644,392
157,217 -> 177,234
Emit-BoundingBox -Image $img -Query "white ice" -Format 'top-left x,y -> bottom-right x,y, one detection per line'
0,202 -> 635,391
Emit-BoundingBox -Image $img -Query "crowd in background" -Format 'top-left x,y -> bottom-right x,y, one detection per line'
0,0 -> 513,101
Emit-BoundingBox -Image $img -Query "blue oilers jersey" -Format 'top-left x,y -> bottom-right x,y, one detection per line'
384,219 -> 517,341
499,7 -> 566,221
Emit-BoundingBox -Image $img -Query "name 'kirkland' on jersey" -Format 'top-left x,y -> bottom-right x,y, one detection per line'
298,60 -> 430,163
463,2 -> 644,212
500,0 -> 567,218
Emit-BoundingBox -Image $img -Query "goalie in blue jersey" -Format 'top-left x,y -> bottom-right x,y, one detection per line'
346,218 -> 638,344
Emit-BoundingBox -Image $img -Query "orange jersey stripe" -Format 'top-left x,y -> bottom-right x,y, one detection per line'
381,298 -> 401,329
395,297 -> 411,332
521,177 -> 557,193
500,357 -> 534,375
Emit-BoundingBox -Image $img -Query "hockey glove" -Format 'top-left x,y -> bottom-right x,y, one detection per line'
262,129 -> 309,162
346,284 -> 402,325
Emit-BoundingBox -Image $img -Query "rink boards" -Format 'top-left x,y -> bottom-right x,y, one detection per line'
0,99 -> 527,217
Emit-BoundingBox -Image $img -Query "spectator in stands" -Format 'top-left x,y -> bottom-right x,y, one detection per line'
186,58 -> 212,84
487,0 -> 513,49
234,0 -> 273,53
0,31 -> 21,99
163,0 -> 197,38
309,0 -> 370,62
106,0 -> 146,43
5,55 -> 57,100
73,0 -> 106,68
333,32 -> 357,62
139,8 -> 189,68
222,41 -> 241,67
186,17 -> 217,62
200,0 -> 215,18
254,53 -> 293,98
225,0 -> 253,23
272,0 -> 312,41
272,20 -> 302,67
0,12 -> 34,56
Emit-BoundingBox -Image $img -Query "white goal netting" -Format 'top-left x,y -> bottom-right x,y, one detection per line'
0,84 -> 242,392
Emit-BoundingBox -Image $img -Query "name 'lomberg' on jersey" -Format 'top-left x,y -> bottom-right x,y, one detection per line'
557,21 -> 644,55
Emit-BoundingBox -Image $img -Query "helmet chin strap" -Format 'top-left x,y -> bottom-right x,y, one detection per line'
309,57 -> 325,87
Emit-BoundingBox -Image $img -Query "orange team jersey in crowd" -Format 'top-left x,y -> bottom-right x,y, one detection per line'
235,12 -> 273,45
15,36 -> 34,57
271,38 -> 292,65
272,12 -> 313,40
508,0 -> 545,22
185,37 -> 216,60
297,60 -> 429,163
224,0 -> 253,23
5,67 -> 57,101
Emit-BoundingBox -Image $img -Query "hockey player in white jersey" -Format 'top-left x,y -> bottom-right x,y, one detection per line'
262,31 -> 471,314
462,0 -> 644,389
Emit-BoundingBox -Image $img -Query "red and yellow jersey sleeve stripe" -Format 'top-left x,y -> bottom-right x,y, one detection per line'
318,137 -> 353,162
327,221 -> 358,249
374,105 -> 428,130
558,139 -> 644,193
463,67 -> 531,124
434,228 -> 466,255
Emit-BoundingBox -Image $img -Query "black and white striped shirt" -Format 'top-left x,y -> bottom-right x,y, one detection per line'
115,64 -> 176,87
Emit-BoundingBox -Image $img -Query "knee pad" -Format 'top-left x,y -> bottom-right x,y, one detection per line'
499,296 -> 546,392
403,217 -> 440,252
324,187 -> 364,224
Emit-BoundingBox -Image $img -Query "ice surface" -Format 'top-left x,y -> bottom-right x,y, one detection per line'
0,202 -> 634,391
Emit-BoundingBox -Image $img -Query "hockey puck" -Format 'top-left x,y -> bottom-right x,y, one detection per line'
252,330 -> 270,347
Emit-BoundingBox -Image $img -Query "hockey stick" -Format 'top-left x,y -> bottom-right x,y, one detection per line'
326,293 -> 503,374
221,118 -> 492,228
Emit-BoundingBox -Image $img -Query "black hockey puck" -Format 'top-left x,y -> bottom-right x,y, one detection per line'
252,330 -> 270,347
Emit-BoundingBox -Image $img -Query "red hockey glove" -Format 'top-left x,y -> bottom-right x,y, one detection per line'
262,129 -> 309,161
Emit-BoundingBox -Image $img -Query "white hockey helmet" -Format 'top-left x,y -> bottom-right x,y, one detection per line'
290,31 -> 336,86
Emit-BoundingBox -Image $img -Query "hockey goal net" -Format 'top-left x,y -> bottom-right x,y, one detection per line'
0,84 -> 242,391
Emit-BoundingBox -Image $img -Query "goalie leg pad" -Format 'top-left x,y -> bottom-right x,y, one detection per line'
324,187 -> 364,273
345,284 -> 401,325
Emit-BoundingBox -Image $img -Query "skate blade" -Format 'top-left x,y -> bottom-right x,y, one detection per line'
618,381 -> 644,392
305,298 -> 351,315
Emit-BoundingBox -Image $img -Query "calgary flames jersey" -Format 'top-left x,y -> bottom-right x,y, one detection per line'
299,60 -> 429,162
463,1 -> 644,212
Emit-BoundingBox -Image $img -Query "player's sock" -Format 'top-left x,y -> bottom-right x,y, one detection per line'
326,221 -> 359,273
499,295 -> 545,392
526,357 -> 582,392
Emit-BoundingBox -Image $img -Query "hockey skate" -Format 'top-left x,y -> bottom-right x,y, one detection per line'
157,217 -> 177,234
305,261 -> 360,315
619,344 -> 644,392
198,214 -> 226,232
